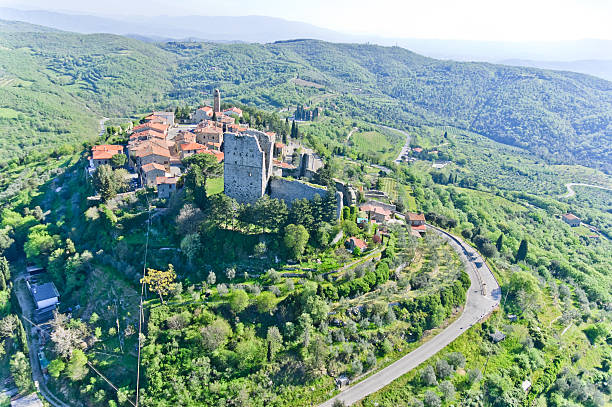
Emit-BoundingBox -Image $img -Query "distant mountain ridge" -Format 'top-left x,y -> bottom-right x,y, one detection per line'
0,20 -> 610,172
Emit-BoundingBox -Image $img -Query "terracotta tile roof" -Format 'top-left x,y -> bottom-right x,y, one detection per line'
92,144 -> 123,151
198,149 -> 224,162
412,147 -> 423,153
266,131 -> 277,138
223,107 -> 242,115
195,125 -> 223,134
411,224 -> 427,231
132,122 -> 168,134
275,142 -> 286,148
133,144 -> 171,158
562,213 -> 580,221
180,142 -> 207,151
156,176 -> 178,185
141,163 -> 166,173
360,204 -> 392,216
347,237 -> 368,250
92,150 -> 120,160
273,159 -> 296,169
130,130 -> 166,140
407,213 -> 426,222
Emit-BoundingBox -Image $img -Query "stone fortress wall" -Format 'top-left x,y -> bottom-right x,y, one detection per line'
269,177 -> 343,219
224,131 -> 273,204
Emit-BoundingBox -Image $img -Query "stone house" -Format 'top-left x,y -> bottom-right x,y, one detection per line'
140,163 -> 167,187
562,213 -> 581,227
179,142 -> 208,160
195,126 -> 224,145
407,212 -> 426,235
132,122 -> 168,136
156,176 -> 178,199
91,145 -> 123,168
360,200 -> 395,223
346,237 -> 367,253
152,111 -> 175,126
193,106 -> 213,123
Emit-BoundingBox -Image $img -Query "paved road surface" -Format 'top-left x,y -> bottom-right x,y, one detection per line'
373,125 -> 411,164
320,225 -> 501,407
560,182 -> 612,198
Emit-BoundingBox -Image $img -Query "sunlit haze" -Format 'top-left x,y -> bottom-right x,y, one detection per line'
2,0 -> 612,41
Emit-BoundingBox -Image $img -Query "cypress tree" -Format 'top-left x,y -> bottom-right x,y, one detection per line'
516,239 -> 528,263
16,318 -> 28,354
0,274 -> 6,291
496,233 -> 504,252
0,256 -> 9,282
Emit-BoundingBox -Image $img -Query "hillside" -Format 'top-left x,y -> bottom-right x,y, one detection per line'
0,22 -> 610,172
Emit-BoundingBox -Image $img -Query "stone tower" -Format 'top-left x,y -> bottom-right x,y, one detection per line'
224,130 -> 275,204
213,88 -> 221,113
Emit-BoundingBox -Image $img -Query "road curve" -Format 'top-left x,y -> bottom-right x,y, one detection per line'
320,225 -> 501,407
560,182 -> 612,198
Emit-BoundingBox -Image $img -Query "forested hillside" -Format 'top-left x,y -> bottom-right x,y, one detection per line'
0,21 -> 611,171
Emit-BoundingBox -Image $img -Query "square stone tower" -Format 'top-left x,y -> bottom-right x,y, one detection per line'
224,130 -> 274,204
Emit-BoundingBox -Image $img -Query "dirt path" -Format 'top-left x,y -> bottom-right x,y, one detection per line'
346,127 -> 358,142
560,182 -> 612,198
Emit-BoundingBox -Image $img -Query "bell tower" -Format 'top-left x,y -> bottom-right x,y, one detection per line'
213,88 -> 221,113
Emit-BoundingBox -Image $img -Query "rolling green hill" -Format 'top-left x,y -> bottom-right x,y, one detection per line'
0,21 -> 610,172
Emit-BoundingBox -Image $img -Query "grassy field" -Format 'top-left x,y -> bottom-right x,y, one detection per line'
351,130 -> 401,162
206,177 -> 224,195
379,177 -> 417,211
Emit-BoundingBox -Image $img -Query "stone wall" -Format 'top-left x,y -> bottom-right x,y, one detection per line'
269,177 -> 343,219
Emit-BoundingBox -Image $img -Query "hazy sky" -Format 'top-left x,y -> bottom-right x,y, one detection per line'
2,0 -> 612,41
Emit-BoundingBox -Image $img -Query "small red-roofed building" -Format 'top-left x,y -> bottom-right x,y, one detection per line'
562,213 -> 581,227
132,122 -> 168,136
360,200 -> 395,223
223,106 -> 243,117
412,147 -> 423,153
273,141 -> 286,158
156,176 -> 178,199
193,106 -> 214,122
152,111 -> 175,126
91,145 -> 124,168
144,114 -> 168,125
179,142 -> 208,160
346,237 -> 368,253
407,212 -> 427,236
195,125 -> 224,145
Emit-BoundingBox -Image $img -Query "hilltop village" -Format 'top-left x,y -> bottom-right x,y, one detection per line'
88,90 -> 429,237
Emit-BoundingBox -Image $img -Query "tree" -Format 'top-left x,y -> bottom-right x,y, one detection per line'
266,326 -> 283,361
24,224 -> 56,259
516,239 -> 528,262
207,271 -> 216,285
480,242 -> 497,258
423,390 -> 441,407
256,291 -> 277,314
0,256 -> 10,281
66,349 -> 88,381
228,289 -> 249,314
446,352 -> 466,369
467,368 -> 482,385
225,267 -> 236,280
496,233 -> 504,252
141,265 -> 178,303
183,154 -> 223,209
180,233 -> 201,264
48,358 -> 65,378
436,359 -> 453,379
0,315 -> 16,338
92,164 -> 127,202
439,381 -> 455,401
50,312 -> 89,357
10,352 -> 32,393
284,224 -> 309,259
110,153 -> 126,168
421,365 -> 437,386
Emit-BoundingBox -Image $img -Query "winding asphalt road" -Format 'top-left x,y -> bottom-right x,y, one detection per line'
560,182 -> 612,198
320,224 -> 501,407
